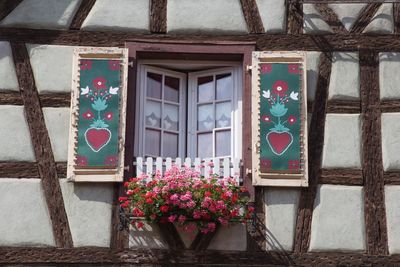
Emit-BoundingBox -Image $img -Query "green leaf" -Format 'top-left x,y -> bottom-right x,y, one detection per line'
269,103 -> 288,117
90,119 -> 109,128
91,98 -> 108,111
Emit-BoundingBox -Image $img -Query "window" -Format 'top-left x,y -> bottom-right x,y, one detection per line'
134,61 -> 242,160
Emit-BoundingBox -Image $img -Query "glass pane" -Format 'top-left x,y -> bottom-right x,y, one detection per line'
198,76 -> 214,102
163,104 -> 179,131
164,76 -> 180,103
197,104 -> 214,131
145,100 -> 161,128
163,132 -> 178,158
215,130 -> 231,157
197,132 -> 213,158
216,102 -> 231,128
216,73 -> 232,100
145,129 -> 161,156
146,72 -> 162,99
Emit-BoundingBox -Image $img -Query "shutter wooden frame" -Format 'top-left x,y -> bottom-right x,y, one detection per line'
251,51 -> 308,187
67,47 -> 128,182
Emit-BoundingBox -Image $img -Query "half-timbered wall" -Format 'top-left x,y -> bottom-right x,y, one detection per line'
1,0 -> 400,265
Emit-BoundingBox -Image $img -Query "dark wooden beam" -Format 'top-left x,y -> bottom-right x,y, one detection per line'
350,4 -> 382,34
359,50 -> 388,255
189,225 -> 219,250
246,187 -> 266,251
110,184 -> 129,249
314,3 -> 347,34
69,0 -> 96,30
287,0 -> 303,34
0,90 -> 23,105
326,100 -> 361,113
0,162 -> 39,178
381,99 -> 400,113
150,0 -> 167,33
294,52 -> 331,253
0,0 -> 23,21
240,0 -> 265,34
320,168 -> 363,185
384,171 -> 400,185
40,92 -> 71,107
394,3 -> 400,34
157,223 -> 185,250
10,42 -> 73,248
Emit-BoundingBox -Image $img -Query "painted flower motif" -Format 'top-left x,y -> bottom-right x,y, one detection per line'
76,155 -> 88,166
288,160 -> 300,170
82,110 -> 94,120
105,155 -> 118,166
261,64 -> 272,74
288,64 -> 299,74
260,159 -> 272,170
105,112 -> 113,121
288,115 -> 297,125
109,60 -> 120,71
80,60 -> 92,70
262,115 -> 271,123
272,80 -> 288,97
93,77 -> 106,90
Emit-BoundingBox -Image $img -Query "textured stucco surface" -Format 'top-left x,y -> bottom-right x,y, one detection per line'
27,44 -> 74,94
167,0 -> 248,34
0,179 -> 55,246
385,185 -> 400,254
81,0 -> 150,32
310,185 -> 365,252
129,223 -> 168,249
379,52 -> 400,100
256,0 -> 286,33
0,42 -> 19,91
303,4 -> 332,34
265,188 -> 300,251
328,52 -> 360,100
43,107 -> 70,162
306,51 -> 321,101
381,113 -> 400,171
363,4 -> 394,34
322,114 -> 362,168
208,223 -> 247,251
0,105 -> 35,161
0,0 -> 82,29
60,179 -> 113,247
328,4 -> 366,31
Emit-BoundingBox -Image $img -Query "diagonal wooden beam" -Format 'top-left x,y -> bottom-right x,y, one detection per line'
350,3 -> 382,34
240,0 -> 265,34
0,0 -> 23,21
190,225 -> 219,250
150,0 -> 167,33
294,52 -> 332,253
10,42 -> 73,248
314,3 -> 347,34
158,223 -> 185,250
69,0 -> 96,30
287,0 -> 303,34
359,50 -> 388,255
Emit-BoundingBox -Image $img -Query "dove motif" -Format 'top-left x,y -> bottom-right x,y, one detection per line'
290,91 -> 298,100
81,86 -> 89,95
263,90 -> 271,99
109,86 -> 119,95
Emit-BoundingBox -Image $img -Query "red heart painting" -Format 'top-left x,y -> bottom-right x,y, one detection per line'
85,128 -> 111,152
266,131 -> 293,156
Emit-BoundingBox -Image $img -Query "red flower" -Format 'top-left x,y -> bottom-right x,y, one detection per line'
119,196 -> 128,202
105,112 -> 113,121
104,155 -> 118,166
76,155 -> 88,166
93,77 -> 106,90
109,60 -> 120,71
82,110 -> 94,120
272,80 -> 288,97
261,64 -> 272,74
160,205 -> 169,213
80,60 -> 92,70
136,221 -> 144,229
262,115 -> 271,123
204,191 -> 212,197
145,198 -> 153,204
288,160 -> 300,170
288,64 -> 299,74
288,115 -> 297,125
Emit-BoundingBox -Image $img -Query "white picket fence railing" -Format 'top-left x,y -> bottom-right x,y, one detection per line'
134,157 -> 242,184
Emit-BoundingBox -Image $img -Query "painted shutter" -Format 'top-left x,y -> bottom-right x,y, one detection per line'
67,47 -> 128,182
251,52 -> 308,187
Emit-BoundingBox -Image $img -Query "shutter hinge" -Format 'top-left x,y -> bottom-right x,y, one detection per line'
128,61 -> 134,68
246,65 -> 252,72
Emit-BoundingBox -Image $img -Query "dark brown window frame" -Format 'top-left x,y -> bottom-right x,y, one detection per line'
124,40 -> 255,193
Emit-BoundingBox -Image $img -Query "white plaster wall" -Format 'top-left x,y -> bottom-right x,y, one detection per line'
129,223 -> 168,249
256,0 -> 286,33
167,0 -> 248,34
0,105 -> 35,161
0,179 -> 55,246
363,4 -> 394,34
0,0 -> 82,30
385,185 -> 400,254
310,185 -> 365,252
322,114 -> 362,169
379,52 -> 400,100
303,4 -> 332,34
60,179 -> 114,247
328,4 -> 366,31
43,107 -> 70,162
27,44 -> 74,94
81,0 -> 150,32
265,188 -> 300,251
328,52 -> 360,100
381,113 -> 400,171
208,223 -> 247,251
306,51 -> 321,101
0,41 -> 19,91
